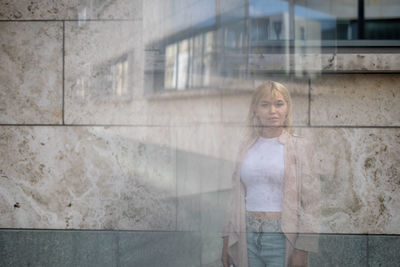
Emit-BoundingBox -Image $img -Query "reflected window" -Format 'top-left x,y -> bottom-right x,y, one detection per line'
90,53 -> 132,102
146,0 -> 400,93
250,0 -> 289,42
163,31 -> 216,90
365,0 -> 400,40
164,43 -> 178,89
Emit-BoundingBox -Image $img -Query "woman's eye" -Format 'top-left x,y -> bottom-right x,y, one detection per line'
261,104 -> 269,107
276,103 -> 283,107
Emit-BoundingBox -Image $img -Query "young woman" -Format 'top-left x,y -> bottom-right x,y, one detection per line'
221,81 -> 321,267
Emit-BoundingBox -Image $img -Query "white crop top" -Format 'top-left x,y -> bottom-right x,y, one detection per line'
240,136 -> 285,212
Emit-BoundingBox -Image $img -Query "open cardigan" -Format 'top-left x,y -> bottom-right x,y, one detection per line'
223,130 -> 321,267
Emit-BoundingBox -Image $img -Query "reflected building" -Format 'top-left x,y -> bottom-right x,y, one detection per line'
1,0 -> 400,266
145,0 -> 400,93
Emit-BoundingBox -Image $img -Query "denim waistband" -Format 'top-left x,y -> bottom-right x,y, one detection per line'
246,211 -> 282,233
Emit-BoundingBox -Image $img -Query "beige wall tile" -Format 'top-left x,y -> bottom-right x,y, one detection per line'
294,54 -> 400,72
147,95 -> 222,126
64,21 -> 144,125
298,127 -> 400,234
0,0 -> 142,20
311,74 -> 400,126
0,126 -> 176,230
0,22 -> 62,124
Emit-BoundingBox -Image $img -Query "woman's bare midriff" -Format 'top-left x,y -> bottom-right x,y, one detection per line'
248,211 -> 281,220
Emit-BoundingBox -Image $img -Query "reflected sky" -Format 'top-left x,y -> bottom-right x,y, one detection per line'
249,0 -> 288,17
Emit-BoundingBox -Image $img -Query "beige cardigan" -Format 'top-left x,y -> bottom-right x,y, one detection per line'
223,130 -> 321,267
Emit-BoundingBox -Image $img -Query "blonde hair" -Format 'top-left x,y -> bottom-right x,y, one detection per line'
245,81 -> 293,141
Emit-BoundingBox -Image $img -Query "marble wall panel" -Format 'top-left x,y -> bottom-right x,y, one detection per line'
0,0 -> 142,20
173,125 -> 231,264
0,126 -> 176,230
368,235 -> 400,267
0,22 -> 62,124
310,74 -> 400,126
173,125 -> 225,231
248,53 -> 400,73
175,150 -> 229,232
297,127 -> 400,234
0,230 -> 77,267
221,77 -> 309,125
249,54 -> 289,72
64,20 -> 144,125
175,126 -> 400,235
219,124 -> 247,163
147,95 -> 222,126
309,234 -> 367,267
172,124 -> 223,160
0,230 -> 202,267
118,231 -> 201,267
294,53 -> 400,72
200,191 -> 230,265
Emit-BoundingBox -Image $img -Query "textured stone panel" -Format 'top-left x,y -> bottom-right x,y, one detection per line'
222,77 -> 309,125
172,125 -> 223,160
173,125 -> 224,231
147,94 -> 222,126
294,53 -> 400,72
309,234 -> 367,267
0,0 -> 142,20
119,231 -> 201,267
249,54 -> 289,72
0,230 -> 76,267
0,22 -> 62,124
200,191 -> 230,265
0,229 -> 203,267
0,126 -> 176,230
368,235 -> 400,267
219,125 -> 400,235
64,21 -> 144,125
297,127 -> 400,234
175,151 -> 229,232
310,74 -> 400,126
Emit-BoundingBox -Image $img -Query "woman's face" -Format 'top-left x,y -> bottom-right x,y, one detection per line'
255,91 -> 288,127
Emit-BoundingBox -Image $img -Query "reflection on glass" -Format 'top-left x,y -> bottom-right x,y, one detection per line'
74,53 -> 132,102
165,43 -> 177,89
250,18 -> 270,41
365,0 -> 400,39
163,31 -> 216,90
249,0 -> 288,41
146,0 -> 400,93
93,54 -> 131,101
294,1 -> 356,41
177,39 -> 189,90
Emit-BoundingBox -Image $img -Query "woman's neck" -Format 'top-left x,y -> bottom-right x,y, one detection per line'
260,127 -> 283,138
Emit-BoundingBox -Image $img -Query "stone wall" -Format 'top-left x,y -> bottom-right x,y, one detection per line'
0,0 -> 400,266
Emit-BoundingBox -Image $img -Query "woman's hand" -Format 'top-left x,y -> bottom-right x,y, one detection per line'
290,248 -> 308,267
221,236 -> 234,267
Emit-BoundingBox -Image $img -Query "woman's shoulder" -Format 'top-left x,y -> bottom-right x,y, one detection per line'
287,132 -> 313,150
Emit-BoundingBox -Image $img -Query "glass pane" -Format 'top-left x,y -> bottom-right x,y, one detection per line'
365,0 -> 400,39
294,0 -> 358,41
250,0 -> 290,41
177,39 -> 189,90
164,43 -> 177,89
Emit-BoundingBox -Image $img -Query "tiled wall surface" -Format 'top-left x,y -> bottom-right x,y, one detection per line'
1,0 -> 400,266
1,229 -> 399,267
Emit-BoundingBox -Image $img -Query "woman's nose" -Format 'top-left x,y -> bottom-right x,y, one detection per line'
269,106 -> 276,113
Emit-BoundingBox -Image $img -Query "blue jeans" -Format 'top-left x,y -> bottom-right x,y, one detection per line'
246,212 -> 286,267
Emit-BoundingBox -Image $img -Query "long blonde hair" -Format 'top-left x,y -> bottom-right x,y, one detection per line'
245,81 -> 293,142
